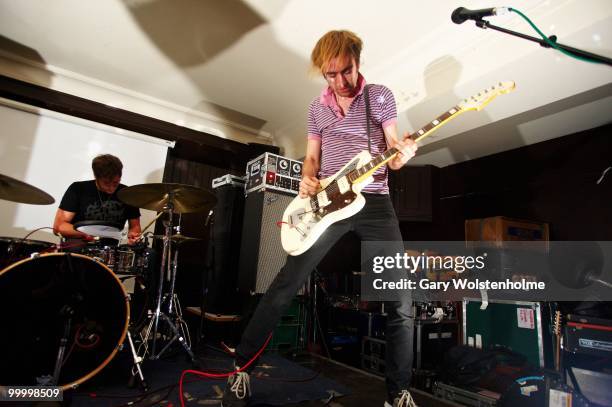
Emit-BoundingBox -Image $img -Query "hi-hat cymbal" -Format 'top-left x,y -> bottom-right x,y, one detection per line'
0,173 -> 55,205
152,233 -> 203,244
117,183 -> 216,213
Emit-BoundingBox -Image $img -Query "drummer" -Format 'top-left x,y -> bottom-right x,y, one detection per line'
53,154 -> 142,246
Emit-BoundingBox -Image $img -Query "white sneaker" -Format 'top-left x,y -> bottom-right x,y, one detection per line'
385,389 -> 417,407
221,367 -> 251,407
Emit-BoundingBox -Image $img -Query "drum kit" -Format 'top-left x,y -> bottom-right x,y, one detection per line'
0,173 -> 216,392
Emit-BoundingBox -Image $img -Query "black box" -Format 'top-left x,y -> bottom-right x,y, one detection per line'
245,153 -> 302,195
361,336 -> 386,376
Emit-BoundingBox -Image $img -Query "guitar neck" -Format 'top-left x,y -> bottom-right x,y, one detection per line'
412,105 -> 462,143
348,105 -> 463,184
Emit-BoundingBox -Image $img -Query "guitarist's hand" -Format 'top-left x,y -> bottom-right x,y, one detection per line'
389,133 -> 417,170
299,176 -> 320,198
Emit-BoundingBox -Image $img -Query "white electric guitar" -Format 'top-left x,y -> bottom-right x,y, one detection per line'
281,81 -> 516,256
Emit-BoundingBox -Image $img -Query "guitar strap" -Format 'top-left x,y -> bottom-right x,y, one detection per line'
364,84 -> 372,154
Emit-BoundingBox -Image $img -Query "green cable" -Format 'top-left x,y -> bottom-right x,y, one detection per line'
509,7 -> 603,64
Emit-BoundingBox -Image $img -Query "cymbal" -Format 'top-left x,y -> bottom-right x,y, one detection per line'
117,183 -> 216,213
152,233 -> 203,244
0,173 -> 55,205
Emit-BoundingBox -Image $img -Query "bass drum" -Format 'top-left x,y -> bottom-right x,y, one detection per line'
0,253 -> 129,390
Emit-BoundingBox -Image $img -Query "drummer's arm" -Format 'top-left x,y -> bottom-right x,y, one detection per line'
127,218 -> 141,245
53,209 -> 92,240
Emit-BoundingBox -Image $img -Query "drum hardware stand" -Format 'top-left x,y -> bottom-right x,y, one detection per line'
142,193 -> 197,363
166,221 -> 189,331
51,253 -> 83,385
166,241 -> 190,346
51,304 -> 75,385
151,228 -> 192,359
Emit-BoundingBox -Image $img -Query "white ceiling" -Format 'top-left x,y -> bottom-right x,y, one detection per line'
0,0 -> 611,167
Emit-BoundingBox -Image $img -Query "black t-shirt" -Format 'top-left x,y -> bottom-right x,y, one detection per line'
59,180 -> 140,226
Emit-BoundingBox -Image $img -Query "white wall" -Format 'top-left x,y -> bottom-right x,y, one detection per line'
0,99 -> 173,244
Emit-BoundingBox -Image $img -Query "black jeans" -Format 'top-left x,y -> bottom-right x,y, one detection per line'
236,193 -> 413,398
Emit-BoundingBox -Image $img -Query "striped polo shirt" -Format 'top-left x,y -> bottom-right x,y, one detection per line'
307,75 -> 397,194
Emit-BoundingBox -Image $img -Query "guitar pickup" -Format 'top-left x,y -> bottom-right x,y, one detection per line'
336,176 -> 350,193
316,190 -> 330,207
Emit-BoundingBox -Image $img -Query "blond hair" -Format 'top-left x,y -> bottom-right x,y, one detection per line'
310,30 -> 362,74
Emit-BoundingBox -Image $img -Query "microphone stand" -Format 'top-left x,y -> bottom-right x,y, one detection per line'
474,19 -> 612,66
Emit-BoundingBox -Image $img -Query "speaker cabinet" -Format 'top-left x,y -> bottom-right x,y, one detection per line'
238,190 -> 293,294
205,183 -> 245,314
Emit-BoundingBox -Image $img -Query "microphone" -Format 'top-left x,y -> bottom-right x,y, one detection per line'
204,209 -> 214,227
451,6 -> 510,24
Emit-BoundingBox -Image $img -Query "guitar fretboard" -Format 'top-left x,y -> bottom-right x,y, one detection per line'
411,106 -> 460,143
347,148 -> 398,183
346,105 -> 461,183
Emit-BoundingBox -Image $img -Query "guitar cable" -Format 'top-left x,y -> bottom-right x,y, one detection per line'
178,332 -> 273,407
509,7 -> 607,65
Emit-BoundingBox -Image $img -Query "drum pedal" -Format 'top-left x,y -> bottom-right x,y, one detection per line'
125,330 -> 148,391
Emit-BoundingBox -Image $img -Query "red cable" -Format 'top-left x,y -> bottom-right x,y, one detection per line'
43,241 -> 87,252
178,332 -> 273,407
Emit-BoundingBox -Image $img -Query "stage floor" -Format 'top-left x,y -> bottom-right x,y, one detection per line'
287,353 -> 458,407
67,347 -> 456,406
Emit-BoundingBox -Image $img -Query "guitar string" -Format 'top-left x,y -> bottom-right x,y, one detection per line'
296,130 -> 428,226
301,109 -> 449,219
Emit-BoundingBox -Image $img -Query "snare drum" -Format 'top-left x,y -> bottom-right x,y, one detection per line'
115,246 -> 136,274
82,245 -> 138,274
82,246 -> 116,268
0,253 -> 129,390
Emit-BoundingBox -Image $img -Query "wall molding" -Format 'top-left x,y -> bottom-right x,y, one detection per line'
0,50 -> 274,144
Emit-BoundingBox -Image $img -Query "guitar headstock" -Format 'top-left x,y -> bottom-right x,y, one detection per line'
459,81 -> 516,112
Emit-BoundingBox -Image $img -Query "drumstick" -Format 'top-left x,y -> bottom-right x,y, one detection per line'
141,211 -> 164,235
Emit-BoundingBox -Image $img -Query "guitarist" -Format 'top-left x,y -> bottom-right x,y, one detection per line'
223,30 -> 418,407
